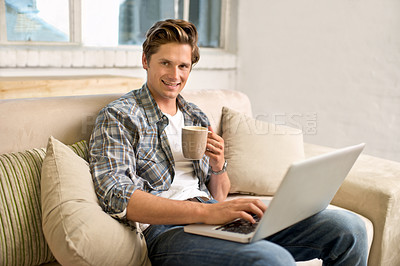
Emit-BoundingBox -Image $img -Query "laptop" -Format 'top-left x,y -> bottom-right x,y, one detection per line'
184,143 -> 365,243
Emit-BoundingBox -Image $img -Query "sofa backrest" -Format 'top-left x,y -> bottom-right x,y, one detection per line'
0,89 -> 252,153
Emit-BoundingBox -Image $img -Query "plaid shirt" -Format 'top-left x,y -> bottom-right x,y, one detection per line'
89,84 -> 211,219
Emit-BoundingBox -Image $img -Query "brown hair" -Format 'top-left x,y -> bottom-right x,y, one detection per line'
142,19 -> 200,66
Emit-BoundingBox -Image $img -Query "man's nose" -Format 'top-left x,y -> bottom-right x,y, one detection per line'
168,66 -> 180,79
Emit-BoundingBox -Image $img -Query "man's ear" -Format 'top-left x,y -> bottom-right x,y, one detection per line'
142,53 -> 148,70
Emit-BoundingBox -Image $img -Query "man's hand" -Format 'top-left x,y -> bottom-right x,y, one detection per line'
201,198 -> 267,224
204,126 -> 231,201
205,126 -> 225,172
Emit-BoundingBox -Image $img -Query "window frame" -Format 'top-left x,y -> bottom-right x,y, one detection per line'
0,0 -> 7,43
0,0 -> 236,70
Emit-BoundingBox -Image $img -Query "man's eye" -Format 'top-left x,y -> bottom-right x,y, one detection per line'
161,61 -> 169,66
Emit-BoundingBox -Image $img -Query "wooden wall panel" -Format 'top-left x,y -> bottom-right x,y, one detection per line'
0,75 -> 143,99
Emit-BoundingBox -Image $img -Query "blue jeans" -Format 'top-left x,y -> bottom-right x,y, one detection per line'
143,201 -> 368,266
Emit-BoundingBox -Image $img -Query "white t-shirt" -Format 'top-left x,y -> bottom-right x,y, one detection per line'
159,108 -> 209,200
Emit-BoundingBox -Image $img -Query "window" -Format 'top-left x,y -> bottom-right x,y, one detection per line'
0,0 -> 78,43
118,0 -> 221,47
0,0 -> 222,48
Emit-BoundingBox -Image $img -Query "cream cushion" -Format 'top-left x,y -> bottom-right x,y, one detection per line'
222,107 -> 305,195
41,136 -> 150,266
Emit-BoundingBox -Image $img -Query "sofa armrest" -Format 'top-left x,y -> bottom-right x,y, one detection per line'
304,143 -> 400,266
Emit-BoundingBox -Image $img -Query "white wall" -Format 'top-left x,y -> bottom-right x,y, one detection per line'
236,0 -> 400,162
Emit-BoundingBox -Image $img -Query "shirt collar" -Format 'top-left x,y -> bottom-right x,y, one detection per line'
139,84 -> 166,125
176,92 -> 200,124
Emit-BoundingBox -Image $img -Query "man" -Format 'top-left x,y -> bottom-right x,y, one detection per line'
89,19 -> 368,265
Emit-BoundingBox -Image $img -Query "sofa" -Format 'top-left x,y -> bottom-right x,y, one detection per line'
0,82 -> 399,265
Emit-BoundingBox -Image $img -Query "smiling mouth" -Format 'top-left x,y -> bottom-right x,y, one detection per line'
162,80 -> 181,87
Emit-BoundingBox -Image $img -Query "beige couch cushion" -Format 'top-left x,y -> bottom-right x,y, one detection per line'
222,107 -> 305,195
41,136 -> 150,266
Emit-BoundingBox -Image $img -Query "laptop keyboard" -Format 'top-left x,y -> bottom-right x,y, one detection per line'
215,215 -> 260,235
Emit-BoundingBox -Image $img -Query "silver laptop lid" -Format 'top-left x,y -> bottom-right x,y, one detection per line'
251,143 -> 365,242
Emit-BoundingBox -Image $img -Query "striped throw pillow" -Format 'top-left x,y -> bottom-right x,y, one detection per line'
0,140 -> 88,266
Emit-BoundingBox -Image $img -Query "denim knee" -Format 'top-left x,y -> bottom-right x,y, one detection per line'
325,210 -> 368,265
337,210 -> 368,244
231,240 -> 296,266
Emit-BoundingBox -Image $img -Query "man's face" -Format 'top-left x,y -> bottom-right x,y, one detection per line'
143,42 -> 192,105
